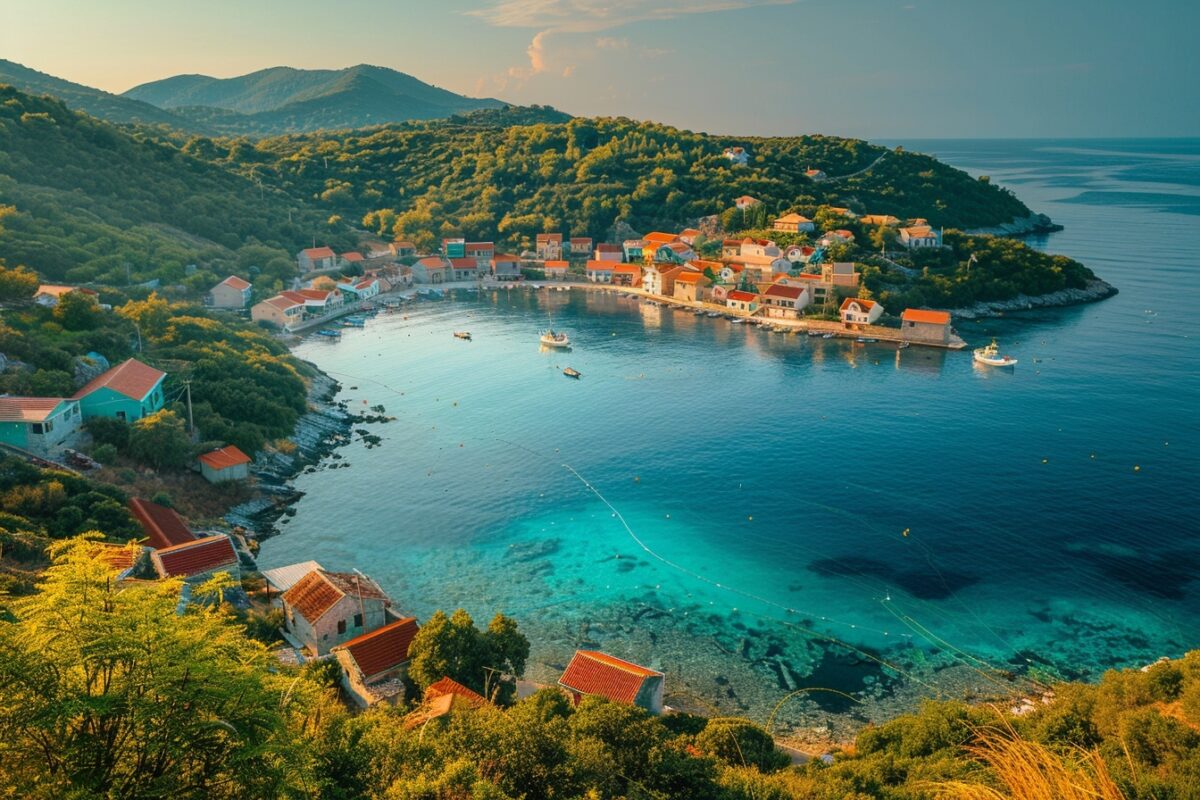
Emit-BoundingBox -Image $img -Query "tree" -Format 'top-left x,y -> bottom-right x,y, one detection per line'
0,264 -> 39,302
695,717 -> 790,772
52,290 -> 103,330
127,409 -> 192,470
0,537 -> 321,798
84,417 -> 131,450
407,609 -> 529,704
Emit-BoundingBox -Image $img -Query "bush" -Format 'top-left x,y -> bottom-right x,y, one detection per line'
85,417 -> 130,450
150,490 -> 173,508
696,717 -> 791,773
91,443 -> 118,465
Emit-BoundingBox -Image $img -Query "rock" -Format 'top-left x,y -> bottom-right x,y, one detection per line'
946,279 -> 1118,321
965,212 -> 1063,237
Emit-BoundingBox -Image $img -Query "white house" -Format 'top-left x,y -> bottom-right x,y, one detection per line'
734,195 -> 760,210
585,261 -> 615,283
762,283 -> 811,318
840,297 -> 884,326
898,224 -> 942,249
208,276 -> 252,309
772,213 -> 815,234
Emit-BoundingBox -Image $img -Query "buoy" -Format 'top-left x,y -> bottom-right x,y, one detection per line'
1042,458 -> 1048,464
1134,465 -> 1141,472
902,528 -> 910,537
747,515 -> 753,521
665,514 -> 670,519
634,476 -> 640,482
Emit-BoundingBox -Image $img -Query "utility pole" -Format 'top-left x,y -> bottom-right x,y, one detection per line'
183,379 -> 194,435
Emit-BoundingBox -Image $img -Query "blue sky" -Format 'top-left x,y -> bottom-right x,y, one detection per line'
2,0 -> 1196,138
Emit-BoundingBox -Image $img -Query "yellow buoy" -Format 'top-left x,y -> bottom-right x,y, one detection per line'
902,528 -> 910,537
1134,465 -> 1141,472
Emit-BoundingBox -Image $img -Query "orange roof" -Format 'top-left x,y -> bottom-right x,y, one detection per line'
674,272 -> 708,284
335,617 -> 420,678
425,676 -> 488,707
679,228 -> 701,237
220,275 -> 251,290
612,264 -> 641,274
198,445 -> 250,471
735,195 -> 758,203
465,242 -> 494,251
283,570 -> 389,623
596,243 -> 622,252
775,213 -> 812,224
393,240 -> 415,249
154,535 -> 238,578
536,233 -> 563,243
569,237 -> 592,244
72,359 -> 164,402
264,294 -> 303,311
765,283 -> 805,300
0,397 -> 71,423
297,289 -> 334,302
302,246 -> 336,259
416,256 -> 447,269
89,542 -> 142,575
727,290 -> 759,302
643,232 -> 679,246
341,252 -> 364,262
128,497 -> 195,550
840,297 -> 877,312
586,260 -> 615,271
902,308 -> 951,325
544,260 -> 569,268
448,258 -> 479,269
559,650 -> 662,706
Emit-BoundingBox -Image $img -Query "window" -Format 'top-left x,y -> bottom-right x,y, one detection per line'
116,411 -> 127,421
337,619 -> 346,635
354,613 -> 363,628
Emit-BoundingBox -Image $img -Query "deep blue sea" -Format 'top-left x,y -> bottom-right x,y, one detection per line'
260,139 -> 1200,735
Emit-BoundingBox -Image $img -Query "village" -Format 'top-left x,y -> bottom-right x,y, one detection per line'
240,199 -> 962,349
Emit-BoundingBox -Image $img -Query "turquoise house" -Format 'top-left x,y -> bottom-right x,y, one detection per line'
73,358 -> 167,422
0,397 -> 83,455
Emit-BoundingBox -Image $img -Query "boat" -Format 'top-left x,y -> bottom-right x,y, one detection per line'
341,318 -> 365,328
974,338 -> 1018,367
453,331 -> 472,340
317,329 -> 341,338
898,341 -> 910,349
563,367 -> 581,379
706,311 -> 722,318
856,337 -> 878,343
822,332 -> 836,339
540,330 -> 571,348
807,330 -> 824,337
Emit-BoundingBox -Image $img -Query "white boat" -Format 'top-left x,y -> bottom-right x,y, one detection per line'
974,339 -> 1018,367
822,332 -> 835,339
540,329 -> 571,348
453,331 -> 472,340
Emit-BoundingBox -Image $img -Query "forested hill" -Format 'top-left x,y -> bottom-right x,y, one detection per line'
0,85 -> 351,292
231,116 -> 1031,250
123,64 -> 508,136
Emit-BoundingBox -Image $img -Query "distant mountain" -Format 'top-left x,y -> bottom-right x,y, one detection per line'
0,59 -> 192,130
124,64 -> 507,135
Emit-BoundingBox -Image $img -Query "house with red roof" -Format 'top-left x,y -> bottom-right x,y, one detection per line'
128,497 -> 195,550
337,276 -> 381,301
490,254 -> 521,281
567,237 -> 592,258
282,569 -> 393,655
339,251 -> 365,268
584,260 -> 615,283
536,233 -> 563,261
251,292 -> 305,329
405,676 -> 489,728
558,650 -> 665,714
150,534 -> 240,584
673,270 -> 712,303
412,256 -> 450,284
901,308 -> 953,344
726,289 -> 760,314
611,264 -> 642,288
763,283 -> 812,319
34,284 -> 99,308
298,246 -> 338,272
447,258 -> 480,282
390,241 -> 417,258
735,195 -> 760,210
72,358 -> 166,423
543,260 -> 570,280
678,228 -> 702,246
0,396 -> 83,455
333,616 -> 420,707
198,445 -> 252,483
840,297 -> 883,327
805,168 -> 827,181
208,275 -> 252,309
898,224 -> 942,249
593,243 -> 623,263
89,542 -> 148,581
773,213 -> 815,234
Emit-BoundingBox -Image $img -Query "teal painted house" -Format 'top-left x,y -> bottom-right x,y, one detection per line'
0,397 -> 83,455
73,358 -> 167,422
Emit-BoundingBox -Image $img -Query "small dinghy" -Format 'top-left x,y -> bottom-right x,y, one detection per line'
822,332 -> 836,339
317,329 -> 342,338
563,367 -> 581,379
453,331 -> 472,340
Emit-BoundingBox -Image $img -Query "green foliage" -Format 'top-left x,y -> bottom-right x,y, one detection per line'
695,716 -> 791,772
85,416 -> 131,450
0,261 -> 38,301
407,608 -> 530,704
128,409 -> 192,470
0,455 -> 139,542
91,443 -> 118,465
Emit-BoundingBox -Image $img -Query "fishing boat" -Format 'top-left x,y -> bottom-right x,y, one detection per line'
317,329 -> 341,338
562,367 -> 581,379
974,339 -> 1018,367
540,330 -> 571,348
453,331 -> 472,340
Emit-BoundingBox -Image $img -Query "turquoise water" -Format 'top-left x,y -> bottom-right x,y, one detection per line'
260,140 -> 1200,735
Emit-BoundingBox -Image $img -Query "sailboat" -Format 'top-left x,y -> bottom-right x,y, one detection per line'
539,305 -> 571,348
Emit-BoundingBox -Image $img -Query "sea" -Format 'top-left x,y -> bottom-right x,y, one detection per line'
259,139 -> 1200,737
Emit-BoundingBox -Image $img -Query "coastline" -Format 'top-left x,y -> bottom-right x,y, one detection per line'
944,278 -> 1118,320
964,211 -> 1064,237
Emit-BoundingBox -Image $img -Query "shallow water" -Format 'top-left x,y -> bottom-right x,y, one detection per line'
261,139 -> 1200,735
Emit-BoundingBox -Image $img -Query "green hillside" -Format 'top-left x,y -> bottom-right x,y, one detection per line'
124,64 -> 507,135
0,59 -> 192,130
232,115 -> 1032,251
0,85 -> 350,293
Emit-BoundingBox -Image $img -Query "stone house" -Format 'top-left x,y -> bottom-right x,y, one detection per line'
901,309 -> 953,344
282,569 -> 392,656
298,247 -> 337,272
558,650 -> 665,714
333,616 -> 421,708
150,534 -> 240,584
208,276 -> 252,309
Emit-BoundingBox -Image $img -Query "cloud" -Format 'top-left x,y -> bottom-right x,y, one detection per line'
472,0 -> 795,90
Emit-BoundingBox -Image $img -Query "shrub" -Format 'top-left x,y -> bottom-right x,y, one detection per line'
91,444 -> 118,465
696,717 -> 791,773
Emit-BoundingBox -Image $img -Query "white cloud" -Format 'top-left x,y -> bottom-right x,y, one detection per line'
471,0 -> 798,90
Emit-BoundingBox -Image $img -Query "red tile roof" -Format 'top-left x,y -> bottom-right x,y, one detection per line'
674,271 -> 708,284
902,308 -> 951,325
586,260 -> 615,271
341,251 -> 364,262
0,397 -> 70,423
220,275 -> 251,290
416,256 -> 447,269
536,233 -> 563,243
198,445 -> 251,471
465,242 -> 494,251
765,283 -> 805,300
425,676 -> 488,707
840,297 -> 877,312
559,650 -> 662,705
72,359 -> 165,402
569,237 -> 592,245
302,246 -> 336,259
643,232 -> 679,246
595,243 -> 622,252
89,542 -> 142,574
264,294 -> 303,311
335,617 -> 419,679
727,290 -> 759,303
544,260 -> 569,268
154,535 -> 238,578
283,570 -> 389,623
129,497 -> 195,550
449,258 -> 479,269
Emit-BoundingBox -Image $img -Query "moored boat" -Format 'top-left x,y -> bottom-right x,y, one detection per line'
317,328 -> 341,338
540,329 -> 571,348
974,339 -> 1018,367
822,332 -> 836,339
563,367 -> 581,379
453,331 -> 472,340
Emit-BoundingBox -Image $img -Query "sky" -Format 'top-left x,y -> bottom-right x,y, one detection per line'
2,0 -> 1197,139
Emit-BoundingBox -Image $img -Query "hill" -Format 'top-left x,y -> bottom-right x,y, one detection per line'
234,115 -> 1032,251
0,85 -> 351,294
124,64 -> 507,135
0,59 -> 193,130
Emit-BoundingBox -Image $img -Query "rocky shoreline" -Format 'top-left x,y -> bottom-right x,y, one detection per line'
965,212 -> 1064,237
945,278 -> 1118,321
